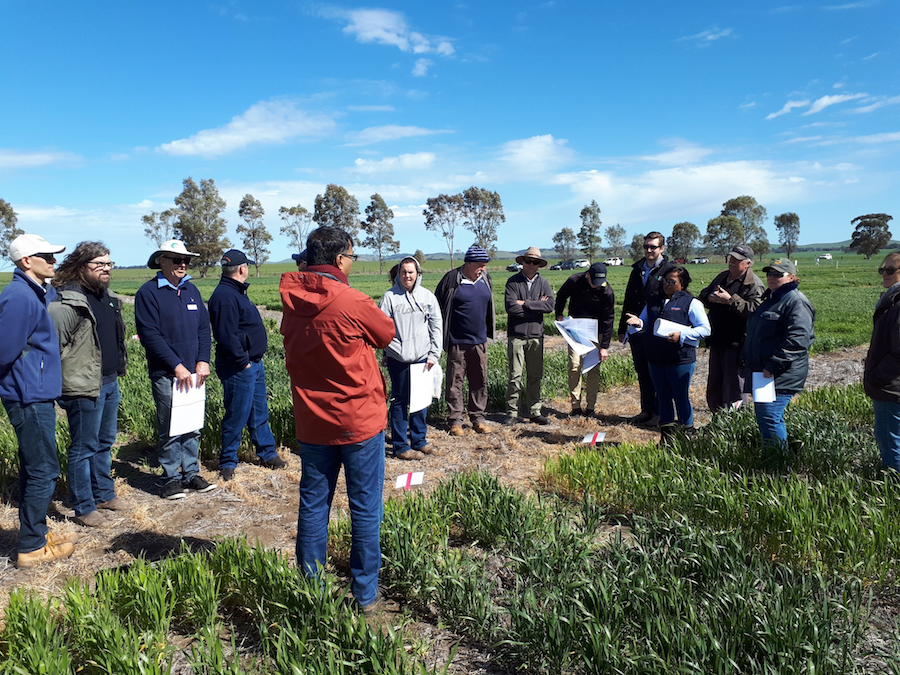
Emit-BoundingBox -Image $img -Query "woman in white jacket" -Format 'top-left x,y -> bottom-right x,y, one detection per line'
379,257 -> 443,460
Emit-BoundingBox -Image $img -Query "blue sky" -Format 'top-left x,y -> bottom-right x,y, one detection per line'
1,1 -> 898,266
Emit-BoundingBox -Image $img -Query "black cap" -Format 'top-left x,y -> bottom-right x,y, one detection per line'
220,249 -> 255,266
291,249 -> 307,263
588,262 -> 608,284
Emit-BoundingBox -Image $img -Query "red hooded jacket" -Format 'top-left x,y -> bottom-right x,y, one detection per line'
280,269 -> 395,445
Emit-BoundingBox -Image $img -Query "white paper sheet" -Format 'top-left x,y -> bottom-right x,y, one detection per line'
752,372 -> 776,403
409,363 -> 436,414
169,374 -> 206,436
555,317 -> 600,356
395,471 -> 424,490
581,432 -> 606,446
653,318 -> 684,339
581,348 -> 600,374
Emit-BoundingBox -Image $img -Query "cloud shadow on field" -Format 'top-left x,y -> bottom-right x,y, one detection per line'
106,531 -> 216,562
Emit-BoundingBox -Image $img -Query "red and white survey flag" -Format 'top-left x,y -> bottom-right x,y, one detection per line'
395,471 -> 425,490
582,432 -> 606,446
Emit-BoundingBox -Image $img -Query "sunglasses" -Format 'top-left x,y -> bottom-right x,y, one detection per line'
32,253 -> 57,263
643,245 -> 661,251
879,267 -> 899,276
86,260 -> 115,270
766,271 -> 787,278
663,278 -> 679,286
523,258 -> 542,265
162,256 -> 192,266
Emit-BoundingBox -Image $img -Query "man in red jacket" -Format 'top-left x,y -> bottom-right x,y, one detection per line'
280,226 -> 395,616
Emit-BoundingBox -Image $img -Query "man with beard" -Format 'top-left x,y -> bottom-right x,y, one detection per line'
49,242 -> 129,528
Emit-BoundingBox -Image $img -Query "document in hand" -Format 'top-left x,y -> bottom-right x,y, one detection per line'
653,318 -> 684,339
752,372 -> 776,403
556,317 -> 601,373
169,374 -> 206,436
409,362 -> 438,414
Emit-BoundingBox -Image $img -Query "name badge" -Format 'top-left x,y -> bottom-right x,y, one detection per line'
187,304 -> 198,310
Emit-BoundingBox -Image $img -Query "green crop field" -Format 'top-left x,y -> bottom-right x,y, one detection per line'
0,248 -> 896,672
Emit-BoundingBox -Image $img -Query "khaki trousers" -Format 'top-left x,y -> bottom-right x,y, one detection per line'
567,345 -> 600,411
505,336 -> 544,417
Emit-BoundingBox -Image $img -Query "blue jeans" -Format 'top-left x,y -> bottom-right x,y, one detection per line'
2,400 -> 60,553
754,394 -> 794,453
873,400 -> 900,471
296,431 -> 385,607
151,376 -> 201,482
59,379 -> 120,516
648,362 -> 696,427
386,358 -> 428,455
219,361 -> 279,469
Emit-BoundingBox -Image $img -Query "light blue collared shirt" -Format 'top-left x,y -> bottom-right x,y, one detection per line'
156,271 -> 193,290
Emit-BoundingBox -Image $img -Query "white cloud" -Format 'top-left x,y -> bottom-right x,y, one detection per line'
803,93 -> 868,115
852,95 -> 900,113
0,149 -> 82,170
324,8 -> 455,57
639,140 -> 713,165
678,27 -> 733,45
157,101 -> 336,157
500,135 -> 575,173
854,132 -> 900,144
344,124 -> 451,146
824,2 -> 874,8
348,105 -> 395,111
739,101 -> 756,108
352,152 -> 437,174
781,136 -> 824,144
862,52 -> 882,60
412,58 -> 433,76
551,159 -> 824,226
766,100 -> 810,119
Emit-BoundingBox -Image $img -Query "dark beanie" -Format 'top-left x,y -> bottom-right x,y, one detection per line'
464,245 -> 490,263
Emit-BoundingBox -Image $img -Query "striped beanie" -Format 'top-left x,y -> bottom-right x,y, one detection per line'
464,244 -> 490,263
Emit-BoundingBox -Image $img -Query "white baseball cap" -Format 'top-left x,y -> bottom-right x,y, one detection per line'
8,234 -> 66,262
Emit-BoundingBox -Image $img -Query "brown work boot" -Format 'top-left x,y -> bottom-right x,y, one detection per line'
449,425 -> 465,437
473,421 -> 492,434
47,531 -> 79,546
17,540 -> 75,568
74,510 -> 108,528
96,497 -> 132,511
415,444 -> 435,455
395,449 -> 425,460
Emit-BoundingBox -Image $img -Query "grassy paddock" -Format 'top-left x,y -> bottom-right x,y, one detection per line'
1,248 -> 877,348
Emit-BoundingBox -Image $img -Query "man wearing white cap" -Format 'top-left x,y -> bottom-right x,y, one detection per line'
0,234 -> 78,567
503,247 -> 554,426
135,240 -> 216,500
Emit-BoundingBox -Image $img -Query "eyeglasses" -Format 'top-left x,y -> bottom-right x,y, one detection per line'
32,253 -> 56,263
86,260 -> 115,270
523,258 -> 542,265
643,244 -> 661,251
663,278 -> 679,286
162,256 -> 191,266
766,272 -> 787,278
879,267 -> 899,276
339,252 -> 359,262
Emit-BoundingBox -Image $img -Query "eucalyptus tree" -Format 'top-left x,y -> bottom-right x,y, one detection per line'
237,194 -> 272,276
361,193 -> 399,273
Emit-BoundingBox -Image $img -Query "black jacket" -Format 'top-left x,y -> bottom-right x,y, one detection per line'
617,255 -> 675,337
865,282 -> 900,402
208,275 -> 269,379
554,273 -> 615,349
698,269 -> 765,348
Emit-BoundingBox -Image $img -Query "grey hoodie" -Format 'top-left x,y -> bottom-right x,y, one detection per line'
379,257 -> 443,364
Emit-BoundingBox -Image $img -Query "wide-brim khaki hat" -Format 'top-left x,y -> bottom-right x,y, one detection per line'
147,240 -> 200,269
516,246 -> 548,268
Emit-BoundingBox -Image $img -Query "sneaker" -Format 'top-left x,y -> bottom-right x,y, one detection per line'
473,421 -> 492,434
530,415 -> 551,426
161,480 -> 187,500
261,455 -> 287,470
96,497 -> 132,512
449,425 -> 465,437
395,449 -> 425,460
415,444 -> 435,455
501,415 -> 517,426
182,475 -> 216,494
571,406 -> 583,417
17,540 -> 75,568
220,467 -> 235,482
74,510 -> 108,528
